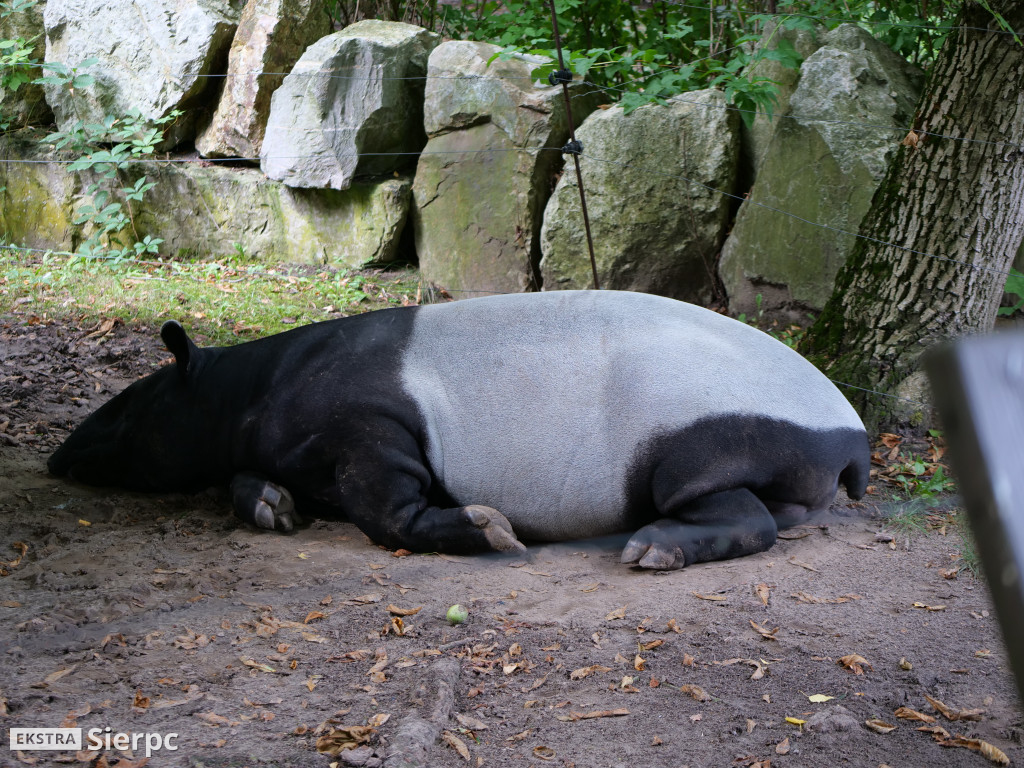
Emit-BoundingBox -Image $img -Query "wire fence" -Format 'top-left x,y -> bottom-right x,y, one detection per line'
1,3 -> 1018,414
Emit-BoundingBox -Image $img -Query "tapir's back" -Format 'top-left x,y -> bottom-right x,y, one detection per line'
399,291 -> 865,540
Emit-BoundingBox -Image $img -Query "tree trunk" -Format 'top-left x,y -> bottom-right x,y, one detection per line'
800,1 -> 1024,432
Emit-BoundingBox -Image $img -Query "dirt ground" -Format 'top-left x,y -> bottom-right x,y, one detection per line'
1,314 -> 1022,768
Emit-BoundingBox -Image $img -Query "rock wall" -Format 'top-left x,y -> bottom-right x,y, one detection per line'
0,9 -> 928,308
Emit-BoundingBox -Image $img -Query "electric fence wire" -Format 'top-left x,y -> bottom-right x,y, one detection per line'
2,137 -> 1012,283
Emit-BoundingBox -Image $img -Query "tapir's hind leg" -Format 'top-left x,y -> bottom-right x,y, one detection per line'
231,472 -> 301,532
621,488 -> 777,570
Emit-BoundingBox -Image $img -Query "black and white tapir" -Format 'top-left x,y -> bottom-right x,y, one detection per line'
48,290 -> 869,569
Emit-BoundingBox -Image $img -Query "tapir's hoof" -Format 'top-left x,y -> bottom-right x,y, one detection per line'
231,474 -> 301,533
463,505 -> 527,554
621,520 -> 687,570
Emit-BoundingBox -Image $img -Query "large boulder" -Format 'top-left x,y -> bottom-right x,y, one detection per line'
539,90 -> 739,302
0,1 -> 53,129
719,24 -> 923,317
0,135 -> 411,267
742,20 -> 824,176
42,0 -> 244,148
130,165 -> 412,265
196,0 -> 332,159
0,134 -> 77,252
412,41 -> 604,297
260,20 -> 439,190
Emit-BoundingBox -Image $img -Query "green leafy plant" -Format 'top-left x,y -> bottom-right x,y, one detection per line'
33,56 -> 179,263
891,453 -> 955,502
0,0 -> 45,130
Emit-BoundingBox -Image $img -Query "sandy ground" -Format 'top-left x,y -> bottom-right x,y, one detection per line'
1,315 -> 1021,768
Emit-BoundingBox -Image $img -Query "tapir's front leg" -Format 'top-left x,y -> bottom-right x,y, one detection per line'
621,488 -> 778,570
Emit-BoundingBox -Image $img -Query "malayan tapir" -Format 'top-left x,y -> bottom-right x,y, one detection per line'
48,290 -> 869,569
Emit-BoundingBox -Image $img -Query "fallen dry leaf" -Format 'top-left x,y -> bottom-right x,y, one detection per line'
304,611 -> 326,624
559,708 -> 630,721
195,712 -> 241,727
386,604 -> 423,617
132,690 -> 150,710
691,591 -> 728,602
316,725 -> 376,755
441,731 -> 471,760
894,707 -> 935,723
679,684 -> 710,702
605,606 -> 627,620
912,602 -> 947,612
807,694 -> 833,703
570,664 -> 612,680
788,556 -> 818,572
755,583 -> 771,607
838,654 -> 873,675
532,745 -> 556,760
749,620 -> 779,641
239,656 -> 276,674
775,736 -> 790,755
919,724 -> 952,740
924,694 -> 984,721
454,713 -> 488,731
791,591 -> 862,604
938,735 -> 1010,765
342,594 -> 383,606
1,541 -> 28,573
35,665 -> 77,687
865,719 -> 896,734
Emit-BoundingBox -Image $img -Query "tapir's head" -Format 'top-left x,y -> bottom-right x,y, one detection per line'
48,321 -> 218,492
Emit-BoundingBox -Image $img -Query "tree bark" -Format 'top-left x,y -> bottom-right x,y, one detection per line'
800,1 -> 1024,432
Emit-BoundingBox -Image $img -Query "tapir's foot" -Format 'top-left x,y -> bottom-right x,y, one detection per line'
231,473 -> 301,532
403,504 -> 527,555
620,519 -> 688,570
623,489 -> 779,569
463,505 -> 528,554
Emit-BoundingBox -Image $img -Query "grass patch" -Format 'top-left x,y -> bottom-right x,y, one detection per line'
0,248 -> 421,344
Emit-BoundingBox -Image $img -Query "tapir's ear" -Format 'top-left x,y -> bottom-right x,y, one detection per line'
160,320 -> 200,379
